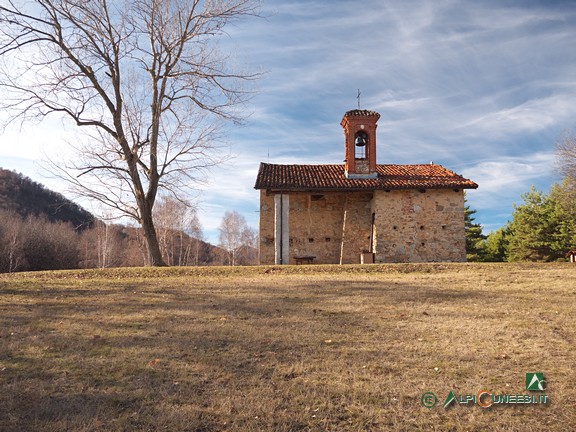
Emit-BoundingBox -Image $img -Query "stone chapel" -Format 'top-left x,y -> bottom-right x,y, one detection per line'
254,109 -> 478,264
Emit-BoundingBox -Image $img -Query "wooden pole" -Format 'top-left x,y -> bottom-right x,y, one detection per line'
340,195 -> 348,265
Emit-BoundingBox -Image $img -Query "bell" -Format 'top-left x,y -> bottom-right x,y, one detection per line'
355,135 -> 366,147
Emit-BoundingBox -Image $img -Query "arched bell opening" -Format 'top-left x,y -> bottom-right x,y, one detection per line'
354,130 -> 368,159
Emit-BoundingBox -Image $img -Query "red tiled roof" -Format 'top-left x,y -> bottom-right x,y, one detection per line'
254,163 -> 478,191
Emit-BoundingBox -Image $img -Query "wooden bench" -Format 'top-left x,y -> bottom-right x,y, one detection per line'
294,255 -> 316,265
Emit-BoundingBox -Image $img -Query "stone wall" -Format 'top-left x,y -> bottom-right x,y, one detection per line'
371,189 -> 465,262
258,188 -> 466,264
287,192 -> 373,264
259,191 -> 373,264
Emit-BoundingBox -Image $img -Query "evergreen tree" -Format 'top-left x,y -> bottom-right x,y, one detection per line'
464,196 -> 486,261
483,227 -> 509,262
506,187 -> 562,261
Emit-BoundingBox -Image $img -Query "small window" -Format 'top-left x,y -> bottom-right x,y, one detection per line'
325,237 -> 331,242
308,238 -> 314,243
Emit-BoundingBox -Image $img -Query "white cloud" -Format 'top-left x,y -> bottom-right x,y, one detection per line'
461,151 -> 556,210
455,93 -> 576,140
3,0 -> 576,244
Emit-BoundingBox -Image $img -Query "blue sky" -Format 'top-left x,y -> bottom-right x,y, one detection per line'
2,0 -> 576,244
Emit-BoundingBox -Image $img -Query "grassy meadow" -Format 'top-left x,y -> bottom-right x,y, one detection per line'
0,263 -> 575,431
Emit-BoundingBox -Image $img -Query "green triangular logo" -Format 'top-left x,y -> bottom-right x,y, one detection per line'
526,373 -> 545,391
443,390 -> 456,408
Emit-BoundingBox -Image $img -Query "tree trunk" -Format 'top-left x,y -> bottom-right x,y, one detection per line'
141,209 -> 167,266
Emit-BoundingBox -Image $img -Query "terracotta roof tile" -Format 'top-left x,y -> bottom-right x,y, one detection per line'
254,163 -> 478,191
343,109 -> 381,118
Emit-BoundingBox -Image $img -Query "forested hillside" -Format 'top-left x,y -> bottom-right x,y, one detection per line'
0,168 -> 94,229
0,169 -> 252,272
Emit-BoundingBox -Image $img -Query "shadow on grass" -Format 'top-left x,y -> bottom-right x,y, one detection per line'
1,271 -> 572,431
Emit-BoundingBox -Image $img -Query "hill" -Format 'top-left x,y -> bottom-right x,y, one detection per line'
0,168 -> 94,229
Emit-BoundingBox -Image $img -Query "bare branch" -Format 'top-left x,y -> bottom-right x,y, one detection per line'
556,132 -> 576,180
1,0 -> 261,266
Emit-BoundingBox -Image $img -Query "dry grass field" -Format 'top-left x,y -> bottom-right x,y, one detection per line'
0,263 -> 575,431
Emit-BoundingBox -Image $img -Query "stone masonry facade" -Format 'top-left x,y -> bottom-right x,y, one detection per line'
258,188 -> 465,264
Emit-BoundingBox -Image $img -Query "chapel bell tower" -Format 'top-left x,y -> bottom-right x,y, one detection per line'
341,109 -> 380,179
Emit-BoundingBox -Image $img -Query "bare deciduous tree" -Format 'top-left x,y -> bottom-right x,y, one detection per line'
0,0 -> 260,266
556,133 -> 576,179
187,208 -> 204,266
237,223 -> 257,265
218,210 -> 255,266
95,221 -> 120,269
154,196 -> 203,265
22,216 -> 81,270
0,210 -> 26,273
